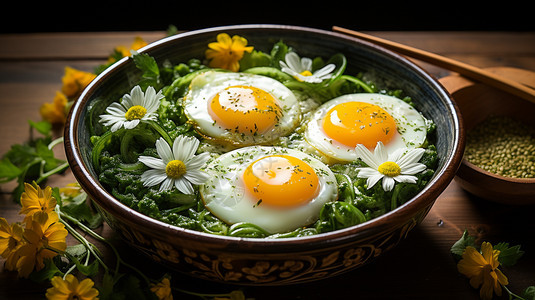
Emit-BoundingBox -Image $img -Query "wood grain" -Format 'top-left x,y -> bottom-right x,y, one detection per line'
333,27 -> 535,104
1,31 -> 534,300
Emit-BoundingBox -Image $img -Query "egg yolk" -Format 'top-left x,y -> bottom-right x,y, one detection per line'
209,85 -> 282,135
243,155 -> 320,208
321,101 -> 397,149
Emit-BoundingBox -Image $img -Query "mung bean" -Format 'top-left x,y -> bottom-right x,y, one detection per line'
464,115 -> 535,178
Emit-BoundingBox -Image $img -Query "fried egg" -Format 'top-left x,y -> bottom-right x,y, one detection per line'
304,93 -> 428,163
183,71 -> 301,146
200,146 -> 338,234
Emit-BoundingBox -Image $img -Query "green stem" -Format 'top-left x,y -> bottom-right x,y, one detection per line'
48,136 -> 64,150
59,208 -> 151,284
56,208 -> 109,273
91,130 -> 114,173
503,285 -> 526,300
36,162 -> 69,184
340,75 -> 374,93
32,134 -> 69,185
143,120 -> 173,145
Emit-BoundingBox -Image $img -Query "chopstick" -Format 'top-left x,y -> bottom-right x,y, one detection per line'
332,26 -> 535,105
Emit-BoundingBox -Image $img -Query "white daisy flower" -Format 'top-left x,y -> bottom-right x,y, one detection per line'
355,142 -> 427,192
99,85 -> 163,132
279,52 -> 335,83
138,135 -> 210,194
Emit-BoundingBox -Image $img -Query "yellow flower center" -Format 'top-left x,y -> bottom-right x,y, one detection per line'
166,160 -> 187,179
300,70 -> 313,77
124,105 -> 147,121
378,161 -> 401,177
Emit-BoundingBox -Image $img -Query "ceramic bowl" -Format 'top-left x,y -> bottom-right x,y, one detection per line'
440,67 -> 535,205
64,25 -> 464,285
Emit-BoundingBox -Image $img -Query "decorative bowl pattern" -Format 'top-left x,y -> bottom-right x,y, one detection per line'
64,25 -> 464,285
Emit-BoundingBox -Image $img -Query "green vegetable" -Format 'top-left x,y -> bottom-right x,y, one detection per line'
88,40 -> 439,239
316,201 -> 367,233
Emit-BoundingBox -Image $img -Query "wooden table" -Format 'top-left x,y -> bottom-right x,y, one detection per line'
1,30 -> 534,299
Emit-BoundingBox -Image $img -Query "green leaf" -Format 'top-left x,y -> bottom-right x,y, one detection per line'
52,187 -> 62,206
493,242 -> 525,267
100,273 -> 152,300
35,139 -> 59,171
61,192 -> 103,229
0,158 -> 22,182
522,286 -> 535,300
28,120 -> 52,136
239,50 -> 271,70
451,229 -> 477,259
66,252 -> 100,277
99,273 -> 121,300
28,258 -> 62,282
65,243 -> 88,258
132,52 -> 160,88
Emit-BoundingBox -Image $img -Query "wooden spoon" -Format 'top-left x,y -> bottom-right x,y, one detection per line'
332,26 -> 535,105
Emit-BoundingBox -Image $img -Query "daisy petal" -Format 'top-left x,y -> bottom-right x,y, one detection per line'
141,169 -> 167,187
184,170 -> 210,185
174,178 -> 194,194
382,177 -> 395,191
106,102 -> 127,116
155,138 -> 173,163
388,147 -> 407,163
129,85 -> 144,106
174,135 -> 199,162
356,167 -> 381,179
355,144 -> 381,169
284,52 -> 303,72
374,142 -> 388,163
301,57 -> 313,71
314,64 -> 335,78
110,121 -> 124,132
397,148 -> 425,168
393,174 -> 418,184
138,156 -> 166,169
402,163 -> 426,175
185,152 -> 210,170
121,94 -> 133,108
366,174 -> 384,190
159,178 -> 174,192
122,119 -> 140,130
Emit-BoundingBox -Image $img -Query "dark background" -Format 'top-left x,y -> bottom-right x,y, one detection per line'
3,2 -> 534,33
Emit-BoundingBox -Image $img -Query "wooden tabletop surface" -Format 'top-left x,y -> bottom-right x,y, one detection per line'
1,30 -> 534,299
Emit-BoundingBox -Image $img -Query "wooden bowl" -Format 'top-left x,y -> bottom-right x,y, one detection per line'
440,67 -> 535,205
64,25 -> 464,285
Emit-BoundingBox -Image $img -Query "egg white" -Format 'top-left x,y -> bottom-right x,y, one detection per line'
183,71 -> 301,146
200,146 -> 338,234
304,93 -> 429,163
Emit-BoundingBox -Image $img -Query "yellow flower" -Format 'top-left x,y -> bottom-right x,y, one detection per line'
40,91 -> 68,125
19,182 -> 57,224
15,212 -> 67,278
205,33 -> 253,72
61,66 -> 96,99
150,277 -> 173,300
457,242 -> 509,300
59,182 -> 83,198
108,36 -> 148,63
0,217 -> 25,271
46,274 -> 99,300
